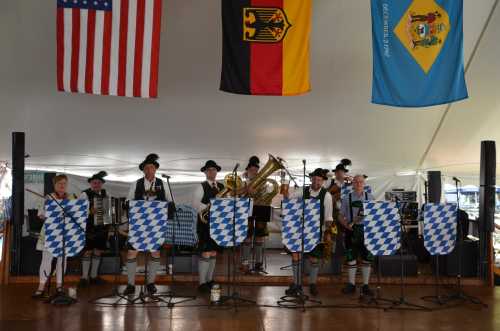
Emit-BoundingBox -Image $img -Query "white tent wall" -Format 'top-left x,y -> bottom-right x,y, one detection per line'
0,1 -> 499,188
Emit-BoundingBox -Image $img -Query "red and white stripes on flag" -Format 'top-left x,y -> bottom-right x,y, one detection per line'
57,0 -> 162,98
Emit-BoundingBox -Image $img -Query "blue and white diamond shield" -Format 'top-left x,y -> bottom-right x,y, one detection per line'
209,198 -> 251,247
423,203 -> 457,256
44,199 -> 88,257
363,201 -> 401,256
281,198 -> 321,253
128,200 -> 168,252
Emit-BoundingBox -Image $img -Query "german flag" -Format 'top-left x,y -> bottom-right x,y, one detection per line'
220,0 -> 312,96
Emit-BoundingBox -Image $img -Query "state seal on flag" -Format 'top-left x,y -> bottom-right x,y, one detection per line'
394,0 -> 450,74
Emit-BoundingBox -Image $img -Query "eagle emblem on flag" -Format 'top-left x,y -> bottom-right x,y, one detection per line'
243,7 -> 292,43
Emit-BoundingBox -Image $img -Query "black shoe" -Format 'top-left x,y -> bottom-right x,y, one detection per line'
146,283 -> 157,295
361,285 -> 374,297
197,283 -> 210,293
32,290 -> 45,299
123,284 -> 135,296
254,263 -> 264,272
342,283 -> 356,295
90,277 -> 106,285
309,284 -> 319,296
285,284 -> 298,296
78,278 -> 89,288
206,281 -> 215,289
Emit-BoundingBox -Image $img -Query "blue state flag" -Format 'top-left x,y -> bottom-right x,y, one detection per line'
371,0 -> 468,107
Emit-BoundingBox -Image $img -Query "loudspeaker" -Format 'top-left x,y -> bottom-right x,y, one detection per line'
479,141 -> 496,233
11,132 -> 25,275
44,172 -> 56,196
427,171 -> 442,203
11,132 -> 25,225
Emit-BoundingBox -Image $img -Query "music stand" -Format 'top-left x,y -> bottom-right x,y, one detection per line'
210,193 -> 255,311
277,160 -> 322,311
126,200 -> 172,306
420,203 -> 459,305
386,199 -> 429,311
156,175 -> 197,308
44,197 -> 88,305
440,180 -> 488,308
90,198 -> 133,306
362,201 -> 401,307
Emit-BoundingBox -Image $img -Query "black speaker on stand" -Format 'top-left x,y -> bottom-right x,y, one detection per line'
427,171 -> 442,203
479,141 -> 496,282
10,132 -> 25,275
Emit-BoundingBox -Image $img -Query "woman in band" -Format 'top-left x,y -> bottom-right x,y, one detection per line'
78,171 -> 109,288
123,154 -> 172,296
191,160 -> 224,293
32,174 -> 75,298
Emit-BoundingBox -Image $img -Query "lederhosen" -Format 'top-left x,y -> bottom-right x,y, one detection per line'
198,181 -> 224,252
304,187 -> 327,259
127,177 -> 167,251
344,191 -> 374,262
83,188 -> 109,251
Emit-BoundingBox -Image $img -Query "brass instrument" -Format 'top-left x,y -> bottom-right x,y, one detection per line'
244,154 -> 284,206
199,174 -> 243,223
199,154 -> 285,223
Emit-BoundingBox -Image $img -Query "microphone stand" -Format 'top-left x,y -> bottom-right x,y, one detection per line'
277,160 -> 321,311
156,174 -> 196,308
441,178 -> 487,307
219,163 -> 255,311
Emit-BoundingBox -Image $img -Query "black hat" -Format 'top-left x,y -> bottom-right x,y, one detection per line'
309,168 -> 328,180
246,156 -> 260,170
88,171 -> 107,183
139,153 -> 160,171
334,158 -> 351,173
200,160 -> 221,172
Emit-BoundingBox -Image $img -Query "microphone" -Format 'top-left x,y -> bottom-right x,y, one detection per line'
452,176 -> 461,183
161,174 -> 171,179
233,163 -> 240,173
302,159 -> 306,165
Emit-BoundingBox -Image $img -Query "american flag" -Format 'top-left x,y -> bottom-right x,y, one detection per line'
57,0 -> 162,98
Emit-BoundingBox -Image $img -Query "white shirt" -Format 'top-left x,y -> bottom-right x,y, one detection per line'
191,180 -> 219,213
127,177 -> 172,201
288,187 -> 334,222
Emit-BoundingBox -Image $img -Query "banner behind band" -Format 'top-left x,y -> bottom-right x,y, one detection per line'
371,0 -> 468,107
56,0 -> 163,98
220,0 -> 312,96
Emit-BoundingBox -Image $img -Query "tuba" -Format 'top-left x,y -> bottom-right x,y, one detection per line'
244,154 -> 285,206
199,154 -> 286,223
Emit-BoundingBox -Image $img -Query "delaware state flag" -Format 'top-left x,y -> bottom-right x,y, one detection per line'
371,0 -> 468,107
220,0 -> 312,96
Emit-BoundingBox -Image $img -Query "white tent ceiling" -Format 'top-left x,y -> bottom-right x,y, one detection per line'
1,0 -> 499,184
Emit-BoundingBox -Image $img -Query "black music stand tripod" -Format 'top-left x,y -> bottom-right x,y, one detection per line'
217,164 -> 256,311
277,160 -> 322,311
